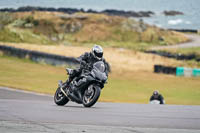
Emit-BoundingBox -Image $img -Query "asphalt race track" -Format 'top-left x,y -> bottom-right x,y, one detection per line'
0,87 -> 200,133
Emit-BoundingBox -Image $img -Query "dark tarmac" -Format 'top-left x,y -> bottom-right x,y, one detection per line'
0,87 -> 200,133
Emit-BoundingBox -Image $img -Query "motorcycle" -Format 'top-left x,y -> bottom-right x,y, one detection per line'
54,61 -> 108,107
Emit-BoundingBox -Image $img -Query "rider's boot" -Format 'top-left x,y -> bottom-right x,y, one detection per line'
70,77 -> 86,92
70,77 -> 86,93
69,80 -> 78,93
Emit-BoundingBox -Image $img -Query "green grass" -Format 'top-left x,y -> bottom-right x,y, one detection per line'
0,28 -> 22,43
173,47 -> 200,56
103,74 -> 200,105
157,47 -> 200,67
0,55 -> 66,94
95,41 -> 154,50
0,26 -> 54,45
0,55 -> 200,105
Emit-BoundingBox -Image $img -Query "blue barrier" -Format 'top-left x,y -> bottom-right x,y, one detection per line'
154,65 -> 200,77
193,68 -> 200,77
176,67 -> 184,76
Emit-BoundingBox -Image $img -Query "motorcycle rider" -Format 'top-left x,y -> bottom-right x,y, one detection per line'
149,90 -> 165,104
64,44 -> 109,91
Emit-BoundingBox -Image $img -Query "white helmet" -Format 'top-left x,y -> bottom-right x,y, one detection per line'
92,44 -> 103,60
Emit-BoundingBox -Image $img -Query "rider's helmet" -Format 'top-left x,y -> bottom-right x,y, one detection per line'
153,90 -> 159,98
92,44 -> 103,60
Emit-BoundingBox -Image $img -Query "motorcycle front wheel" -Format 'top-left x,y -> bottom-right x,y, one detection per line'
54,87 -> 69,106
83,84 -> 101,107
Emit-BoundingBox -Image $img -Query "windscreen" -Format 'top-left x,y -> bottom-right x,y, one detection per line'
93,61 -> 105,73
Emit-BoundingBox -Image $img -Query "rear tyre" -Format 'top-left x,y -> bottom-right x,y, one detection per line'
83,84 -> 101,107
54,87 -> 69,106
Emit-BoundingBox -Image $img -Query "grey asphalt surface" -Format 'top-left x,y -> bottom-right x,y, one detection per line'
0,87 -> 200,133
151,33 -> 200,50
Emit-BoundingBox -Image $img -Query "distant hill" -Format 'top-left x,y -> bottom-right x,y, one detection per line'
0,11 -> 188,49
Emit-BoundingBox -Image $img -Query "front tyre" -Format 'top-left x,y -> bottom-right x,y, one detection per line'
54,87 -> 69,106
83,84 -> 101,107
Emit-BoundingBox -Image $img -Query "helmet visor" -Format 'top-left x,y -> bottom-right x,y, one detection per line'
94,51 -> 103,58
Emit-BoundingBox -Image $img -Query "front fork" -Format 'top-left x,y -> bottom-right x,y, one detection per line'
58,80 -> 68,98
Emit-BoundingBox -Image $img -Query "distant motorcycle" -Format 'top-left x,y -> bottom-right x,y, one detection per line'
54,61 -> 108,107
149,100 -> 165,104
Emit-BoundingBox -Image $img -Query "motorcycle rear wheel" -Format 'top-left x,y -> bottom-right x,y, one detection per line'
83,84 -> 101,107
54,87 -> 69,106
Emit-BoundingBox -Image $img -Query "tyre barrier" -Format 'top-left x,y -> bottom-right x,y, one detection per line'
145,50 -> 200,62
154,65 -> 176,75
168,29 -> 198,33
0,45 -> 111,72
154,65 -> 200,77
0,45 -> 80,67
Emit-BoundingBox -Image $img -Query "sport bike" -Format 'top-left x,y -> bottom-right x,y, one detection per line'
54,61 -> 107,107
